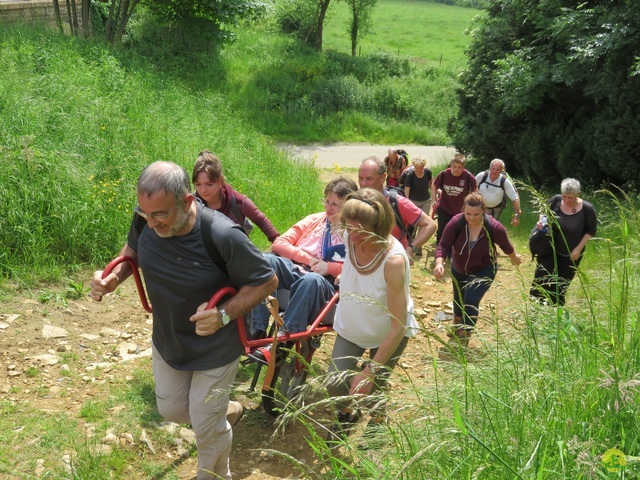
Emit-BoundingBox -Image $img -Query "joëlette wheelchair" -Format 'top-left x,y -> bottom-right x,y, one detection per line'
102,256 -> 337,416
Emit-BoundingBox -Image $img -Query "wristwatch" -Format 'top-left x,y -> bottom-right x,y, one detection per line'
219,308 -> 231,326
366,362 -> 383,375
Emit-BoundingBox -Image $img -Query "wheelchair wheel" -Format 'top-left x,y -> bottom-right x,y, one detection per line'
262,340 -> 311,416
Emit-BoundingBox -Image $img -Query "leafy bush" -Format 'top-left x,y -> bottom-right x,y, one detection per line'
274,0 -> 318,44
451,0 -> 640,190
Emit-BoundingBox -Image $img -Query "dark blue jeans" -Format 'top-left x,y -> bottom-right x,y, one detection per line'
250,254 -> 336,335
451,265 -> 497,328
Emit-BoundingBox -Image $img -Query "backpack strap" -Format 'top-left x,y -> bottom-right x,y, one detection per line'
132,207 -> 228,276
388,189 -> 409,240
229,194 -> 246,228
478,171 -> 507,191
200,207 -> 229,277
453,214 -> 494,243
478,171 -> 490,188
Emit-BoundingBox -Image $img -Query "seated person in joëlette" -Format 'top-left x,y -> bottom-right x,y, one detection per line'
248,176 -> 358,364
192,149 -> 280,242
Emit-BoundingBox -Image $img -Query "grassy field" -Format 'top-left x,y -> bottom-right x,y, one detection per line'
323,0 -> 480,69
215,0 -> 483,143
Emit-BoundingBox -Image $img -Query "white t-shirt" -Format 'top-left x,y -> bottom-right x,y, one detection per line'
334,235 -> 418,349
475,171 -> 519,208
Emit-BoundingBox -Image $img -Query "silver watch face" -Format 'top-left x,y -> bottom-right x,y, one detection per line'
220,309 -> 230,325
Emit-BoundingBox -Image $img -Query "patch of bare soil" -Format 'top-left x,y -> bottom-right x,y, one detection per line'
0,246 -> 532,479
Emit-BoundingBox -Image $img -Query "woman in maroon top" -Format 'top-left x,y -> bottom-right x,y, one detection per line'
192,150 -> 280,242
433,193 -> 522,344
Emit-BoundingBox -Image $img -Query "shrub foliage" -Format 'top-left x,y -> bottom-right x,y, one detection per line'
450,0 -> 640,190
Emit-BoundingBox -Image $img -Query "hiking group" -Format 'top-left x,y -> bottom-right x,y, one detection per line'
89,148 -> 597,479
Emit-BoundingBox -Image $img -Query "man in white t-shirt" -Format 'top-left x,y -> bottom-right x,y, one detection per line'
476,159 -> 522,225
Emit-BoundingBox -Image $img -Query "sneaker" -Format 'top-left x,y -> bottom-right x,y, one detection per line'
226,401 -> 244,427
326,408 -> 361,441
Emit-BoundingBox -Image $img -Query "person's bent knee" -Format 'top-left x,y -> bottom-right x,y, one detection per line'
156,395 -> 191,424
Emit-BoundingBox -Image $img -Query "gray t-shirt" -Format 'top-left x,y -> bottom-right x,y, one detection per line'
127,203 -> 274,370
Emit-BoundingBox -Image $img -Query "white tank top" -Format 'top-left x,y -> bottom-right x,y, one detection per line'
334,235 -> 418,349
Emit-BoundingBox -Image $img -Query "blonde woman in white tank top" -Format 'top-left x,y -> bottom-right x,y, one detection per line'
326,188 -> 417,440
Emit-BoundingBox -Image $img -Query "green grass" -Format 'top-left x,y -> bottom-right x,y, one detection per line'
216,0 -> 483,143
0,24 -> 321,287
323,0 -> 481,69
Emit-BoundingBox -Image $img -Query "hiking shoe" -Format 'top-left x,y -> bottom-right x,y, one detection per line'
226,401 -> 244,427
326,408 -> 361,441
447,326 -> 472,346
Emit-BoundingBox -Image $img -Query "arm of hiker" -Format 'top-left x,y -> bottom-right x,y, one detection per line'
272,215 -> 316,266
571,234 -> 593,261
350,256 -> 407,396
511,197 -> 522,226
508,251 -> 523,266
90,244 -> 137,301
190,273 -> 279,336
240,196 -> 280,242
433,257 -> 445,279
411,212 -> 436,249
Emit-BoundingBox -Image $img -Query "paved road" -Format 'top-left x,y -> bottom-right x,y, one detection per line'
279,144 -> 456,169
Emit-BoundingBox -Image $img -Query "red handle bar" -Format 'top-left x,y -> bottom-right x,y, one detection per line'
102,256 -> 152,313
101,257 -> 249,342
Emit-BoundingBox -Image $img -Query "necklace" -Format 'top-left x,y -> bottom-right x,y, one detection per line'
349,239 -> 390,275
572,207 -> 577,213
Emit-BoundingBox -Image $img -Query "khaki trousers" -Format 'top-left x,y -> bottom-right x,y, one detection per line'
152,344 -> 239,480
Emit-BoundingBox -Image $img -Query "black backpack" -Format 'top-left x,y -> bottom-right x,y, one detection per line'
229,195 -> 254,236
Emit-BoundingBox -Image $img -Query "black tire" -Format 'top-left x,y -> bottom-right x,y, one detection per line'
262,341 -> 311,416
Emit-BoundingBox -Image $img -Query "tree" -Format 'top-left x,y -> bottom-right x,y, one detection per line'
450,0 -> 640,189
52,0 -> 91,37
313,0 -> 332,50
345,0 -> 377,56
52,0 -> 266,44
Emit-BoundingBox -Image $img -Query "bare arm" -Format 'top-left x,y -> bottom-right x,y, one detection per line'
410,212 -> 436,249
190,274 -> 278,336
350,255 -> 408,395
511,197 -> 522,226
90,244 -> 137,301
571,233 -> 593,261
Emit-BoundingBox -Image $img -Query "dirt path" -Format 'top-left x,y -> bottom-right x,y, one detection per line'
0,151 -> 532,479
278,143 -> 456,169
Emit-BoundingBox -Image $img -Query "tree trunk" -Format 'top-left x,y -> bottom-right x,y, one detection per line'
314,0 -> 331,51
70,0 -> 79,35
350,4 -> 358,56
82,0 -> 91,37
52,0 -> 63,33
64,0 -> 74,35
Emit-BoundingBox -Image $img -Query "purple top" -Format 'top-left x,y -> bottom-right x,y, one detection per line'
216,184 -> 280,242
436,213 -> 515,274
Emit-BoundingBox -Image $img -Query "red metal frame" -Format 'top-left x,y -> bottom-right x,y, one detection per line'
102,255 -> 336,356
